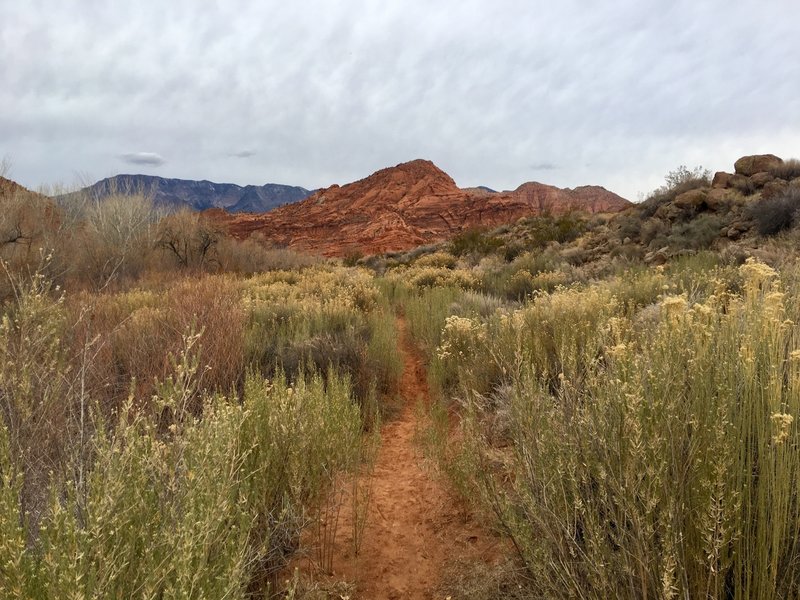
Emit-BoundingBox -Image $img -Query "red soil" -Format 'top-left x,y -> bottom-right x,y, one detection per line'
292,317 -> 502,598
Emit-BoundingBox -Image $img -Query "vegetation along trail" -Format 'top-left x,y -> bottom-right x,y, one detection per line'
314,316 -> 500,599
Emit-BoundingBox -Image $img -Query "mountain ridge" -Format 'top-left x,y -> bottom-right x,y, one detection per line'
59,174 -> 313,213
215,159 -> 631,256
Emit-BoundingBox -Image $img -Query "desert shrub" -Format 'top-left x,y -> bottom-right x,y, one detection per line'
479,250 -> 571,299
386,263 -> 480,290
342,249 -> 363,267
401,285 -> 463,356
241,266 -> 400,416
640,217 -> 669,246
502,269 -> 571,301
639,165 -> 711,219
748,187 -> 800,236
613,210 -> 643,241
167,276 -> 247,394
216,237 -> 319,273
398,243 -> 438,264
54,264 -> 399,437
560,244 -> 592,266
668,213 -> 725,249
769,158 -> 800,181
0,332 -> 364,598
432,314 -> 492,395
449,227 -> 504,257
67,275 -> 246,410
502,242 -> 525,262
432,259 -> 800,599
729,175 -> 758,196
519,213 -> 587,248
0,268 -> 75,530
415,250 -> 458,269
509,249 -> 562,276
0,188 -> 65,293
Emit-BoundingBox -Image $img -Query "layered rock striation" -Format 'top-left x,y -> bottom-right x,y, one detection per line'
216,159 -> 630,256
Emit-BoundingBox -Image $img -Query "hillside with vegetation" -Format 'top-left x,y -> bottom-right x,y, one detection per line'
215,159 -> 631,257
1,153 -> 800,599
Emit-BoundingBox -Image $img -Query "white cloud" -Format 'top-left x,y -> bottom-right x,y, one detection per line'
1,0 -> 798,199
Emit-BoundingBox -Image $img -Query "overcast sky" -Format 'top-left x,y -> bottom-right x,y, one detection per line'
1,0 -> 798,200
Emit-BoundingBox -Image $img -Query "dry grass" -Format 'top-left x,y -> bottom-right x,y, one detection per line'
437,558 -> 533,600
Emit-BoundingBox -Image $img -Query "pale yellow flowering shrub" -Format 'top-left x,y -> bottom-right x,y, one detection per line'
386,264 -> 480,290
440,258 -> 800,600
414,251 -> 458,269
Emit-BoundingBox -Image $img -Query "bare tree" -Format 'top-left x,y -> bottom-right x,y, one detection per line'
81,193 -> 165,289
0,182 -> 54,266
156,209 -> 221,270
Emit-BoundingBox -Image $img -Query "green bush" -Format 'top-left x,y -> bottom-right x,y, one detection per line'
668,213 -> 725,249
748,188 -> 800,236
449,228 -> 504,257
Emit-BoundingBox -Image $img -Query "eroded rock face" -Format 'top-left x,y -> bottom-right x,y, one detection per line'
214,159 -> 631,256
733,154 -> 783,176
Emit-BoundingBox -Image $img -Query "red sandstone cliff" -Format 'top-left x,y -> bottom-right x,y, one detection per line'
214,159 -> 631,256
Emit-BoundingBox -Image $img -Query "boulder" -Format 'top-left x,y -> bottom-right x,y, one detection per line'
733,154 -> 783,177
750,172 -> 774,187
727,227 -> 743,240
655,202 -> 682,220
712,171 -> 733,188
726,221 -> 750,239
705,188 -> 731,210
644,247 -> 669,265
673,189 -> 708,209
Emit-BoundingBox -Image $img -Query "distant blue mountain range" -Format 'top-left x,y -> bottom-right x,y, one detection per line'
59,174 -> 313,213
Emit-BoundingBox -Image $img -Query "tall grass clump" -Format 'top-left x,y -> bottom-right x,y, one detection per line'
0,264 -> 383,598
0,320 -> 365,597
441,259 -> 800,599
242,266 -> 401,418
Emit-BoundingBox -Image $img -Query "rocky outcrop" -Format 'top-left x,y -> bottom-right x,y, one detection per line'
620,152 -> 799,257
717,154 -> 797,198
733,154 -> 783,177
215,159 -> 631,256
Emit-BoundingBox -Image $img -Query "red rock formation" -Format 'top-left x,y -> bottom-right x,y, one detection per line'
214,159 -> 631,257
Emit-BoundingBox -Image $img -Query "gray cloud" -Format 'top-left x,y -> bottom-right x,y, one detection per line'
1,0 -> 798,200
230,150 -> 257,159
530,163 -> 560,172
119,152 -> 165,166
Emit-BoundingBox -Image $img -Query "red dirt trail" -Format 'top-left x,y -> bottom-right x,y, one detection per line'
296,316 -> 501,598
